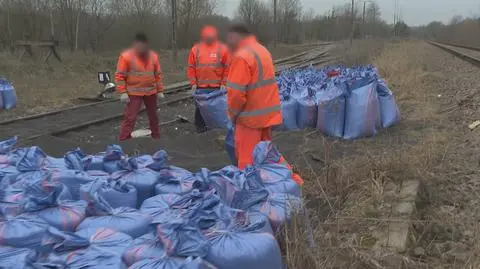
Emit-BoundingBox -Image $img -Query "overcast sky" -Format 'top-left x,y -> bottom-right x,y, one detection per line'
219,0 -> 480,26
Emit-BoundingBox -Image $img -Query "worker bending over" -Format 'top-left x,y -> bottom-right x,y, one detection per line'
225,25 -> 283,169
188,25 -> 230,132
115,33 -> 164,141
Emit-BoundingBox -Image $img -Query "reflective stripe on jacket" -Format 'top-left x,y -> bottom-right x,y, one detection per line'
187,42 -> 230,88
226,36 -> 282,129
115,49 -> 163,96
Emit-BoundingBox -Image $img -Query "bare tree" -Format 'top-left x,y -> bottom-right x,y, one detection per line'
83,0 -> 115,52
54,0 -> 86,51
301,8 -> 315,42
236,0 -> 271,42
276,0 -> 302,43
173,0 -> 218,47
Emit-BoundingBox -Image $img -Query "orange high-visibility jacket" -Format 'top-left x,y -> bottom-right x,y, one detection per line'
115,49 -> 163,96
226,36 -> 282,129
187,42 -> 230,88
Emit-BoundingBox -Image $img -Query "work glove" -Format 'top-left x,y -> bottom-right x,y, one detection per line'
191,84 -> 197,92
120,93 -> 130,104
157,93 -> 165,100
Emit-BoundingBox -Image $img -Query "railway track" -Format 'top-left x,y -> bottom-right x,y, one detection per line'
430,41 -> 480,67
1,43 -> 335,142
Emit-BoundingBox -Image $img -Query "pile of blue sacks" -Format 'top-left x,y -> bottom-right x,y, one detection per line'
276,65 -> 401,139
192,65 -> 399,140
0,136 -> 301,269
0,78 -> 17,110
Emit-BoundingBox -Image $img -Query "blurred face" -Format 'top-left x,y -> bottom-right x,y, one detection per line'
133,41 -> 148,54
226,32 -> 242,51
203,36 -> 215,45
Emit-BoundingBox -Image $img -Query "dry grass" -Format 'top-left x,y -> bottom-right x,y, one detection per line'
0,44 -> 303,121
280,41 -> 458,268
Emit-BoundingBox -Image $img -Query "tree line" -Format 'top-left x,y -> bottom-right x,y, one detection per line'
0,0 -> 403,53
412,15 -> 480,47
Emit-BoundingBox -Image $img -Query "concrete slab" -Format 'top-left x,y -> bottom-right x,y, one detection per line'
374,180 -> 421,253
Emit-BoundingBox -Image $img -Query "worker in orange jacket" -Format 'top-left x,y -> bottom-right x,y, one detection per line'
225,24 -> 303,185
115,32 -> 164,141
187,25 -> 230,132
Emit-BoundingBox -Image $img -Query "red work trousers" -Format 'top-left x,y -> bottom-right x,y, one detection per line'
119,94 -> 160,141
234,123 -> 272,169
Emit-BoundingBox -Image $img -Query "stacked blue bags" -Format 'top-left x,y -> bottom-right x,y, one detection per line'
276,65 -> 401,139
0,137 -> 303,268
0,78 -> 17,110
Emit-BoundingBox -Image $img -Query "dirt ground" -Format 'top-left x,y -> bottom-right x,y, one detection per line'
0,44 -> 308,120
279,40 -> 480,268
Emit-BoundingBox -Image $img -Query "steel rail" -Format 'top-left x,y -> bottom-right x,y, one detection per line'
429,41 -> 480,67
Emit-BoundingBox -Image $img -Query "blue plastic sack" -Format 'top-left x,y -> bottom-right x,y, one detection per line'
140,191 -> 203,220
35,227 -> 132,269
22,179 -> 72,211
112,158 -> 159,207
279,93 -> 298,130
44,157 -> 68,170
33,251 -> 127,269
0,184 -> 24,216
251,142 -> 301,196
0,149 -> 24,166
122,233 -> 165,266
77,207 -> 151,238
205,203 -> 274,235
377,79 -> 400,128
193,88 -> 229,129
16,146 -> 47,172
0,214 -> 49,248
103,145 -> 125,173
209,166 -> 263,206
316,80 -> 347,138
47,227 -> 133,255
77,194 -> 151,238
158,165 -> 193,181
156,165 -> 208,195
80,179 -> 137,210
154,217 -> 209,258
81,145 -> 125,173
1,146 -> 49,189
297,89 -> 318,129
204,218 -> 283,269
64,148 -> 87,171
0,79 -> 17,110
21,180 -> 87,231
0,246 -> 33,268
0,87 -> 3,109
155,175 -> 206,196
129,257 -> 216,269
49,170 -> 97,200
0,137 -> 17,155
343,80 -> 380,139
134,154 -> 155,168
224,123 -> 237,166
250,193 -> 301,233
0,164 -> 20,183
146,150 -> 169,171
33,200 -> 87,232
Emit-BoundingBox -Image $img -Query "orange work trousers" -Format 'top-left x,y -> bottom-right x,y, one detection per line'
234,123 -> 272,169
